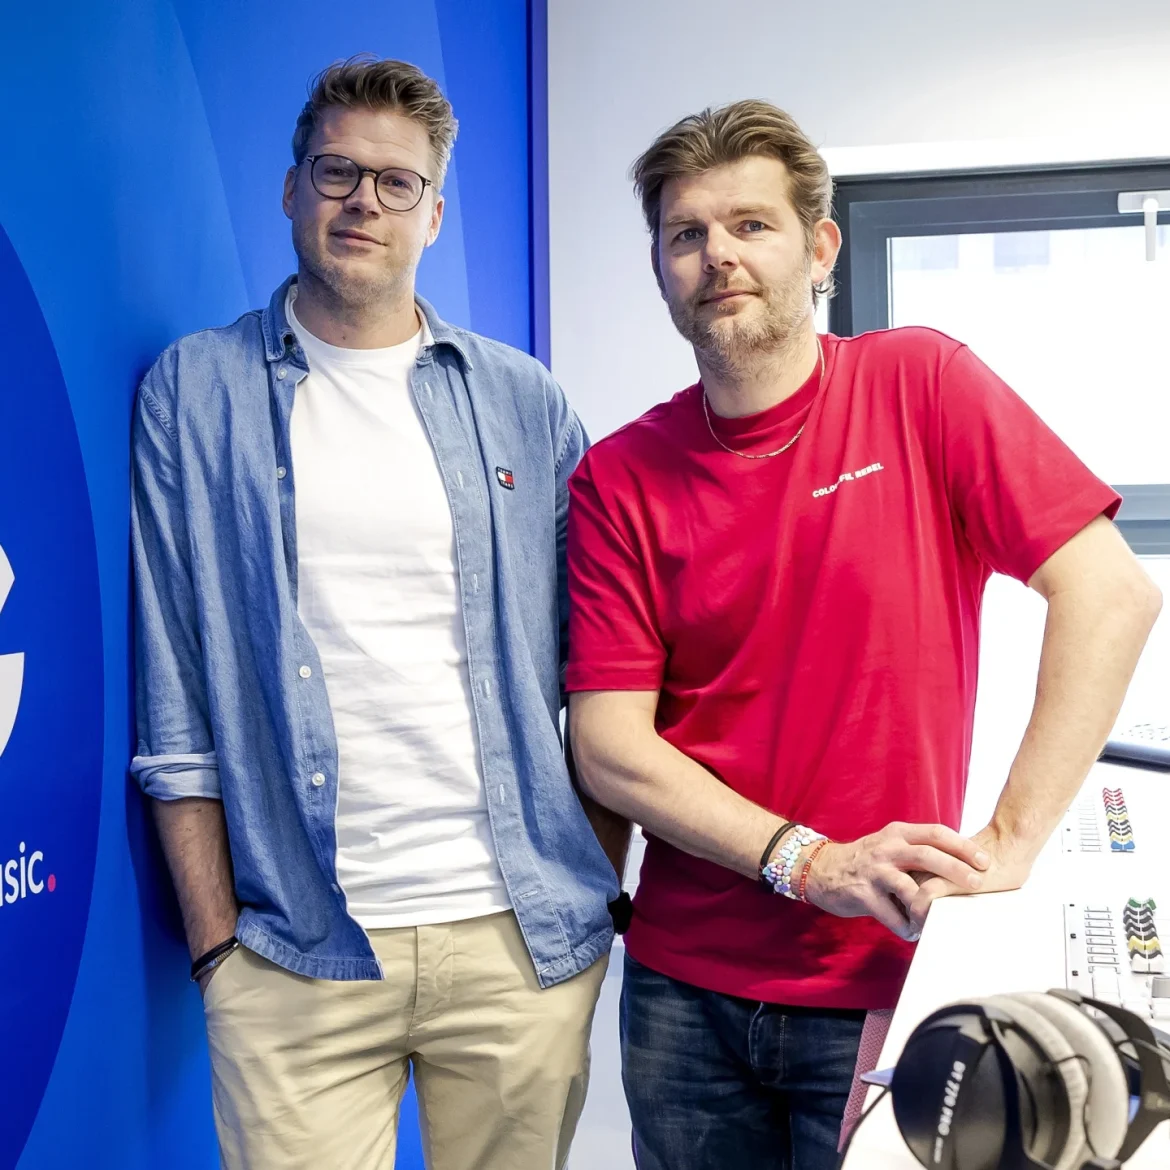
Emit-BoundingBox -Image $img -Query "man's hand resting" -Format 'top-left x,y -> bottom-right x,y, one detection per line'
802,822 -> 991,942
909,823 -> 1035,917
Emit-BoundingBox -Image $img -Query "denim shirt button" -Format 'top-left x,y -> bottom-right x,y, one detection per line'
311,772 -> 326,787
276,366 -> 287,380
276,466 -> 287,479
298,665 -> 312,679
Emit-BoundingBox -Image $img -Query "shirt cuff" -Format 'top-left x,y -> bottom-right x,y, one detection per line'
130,751 -> 222,800
565,663 -> 665,692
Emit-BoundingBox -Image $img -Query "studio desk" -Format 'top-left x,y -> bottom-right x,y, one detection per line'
840,754 -> 1170,1169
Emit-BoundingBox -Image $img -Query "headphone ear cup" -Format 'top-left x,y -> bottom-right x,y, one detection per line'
1012,993 -> 1129,1162
979,995 -> 1088,1170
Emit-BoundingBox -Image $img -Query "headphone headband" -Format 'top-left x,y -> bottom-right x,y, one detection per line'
876,991 -> 1170,1170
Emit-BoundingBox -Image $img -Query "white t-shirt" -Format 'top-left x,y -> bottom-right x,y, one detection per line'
286,287 -> 510,928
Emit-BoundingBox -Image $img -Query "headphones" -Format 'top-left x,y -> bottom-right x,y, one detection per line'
881,990 -> 1170,1170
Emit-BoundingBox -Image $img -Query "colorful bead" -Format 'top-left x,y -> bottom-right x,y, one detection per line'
760,824 -> 827,902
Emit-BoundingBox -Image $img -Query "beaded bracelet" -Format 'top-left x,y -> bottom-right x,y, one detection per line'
796,838 -> 830,903
760,825 -> 826,900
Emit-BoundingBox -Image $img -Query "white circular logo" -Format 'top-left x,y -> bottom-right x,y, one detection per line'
0,543 -> 24,757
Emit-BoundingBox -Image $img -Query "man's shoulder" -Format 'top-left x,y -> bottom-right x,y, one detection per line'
140,309 -> 268,411
437,326 -> 586,459
834,325 -> 965,371
831,327 -> 970,419
446,326 -> 558,395
573,388 -> 695,485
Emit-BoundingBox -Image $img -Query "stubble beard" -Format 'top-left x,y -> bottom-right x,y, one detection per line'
668,265 -> 812,377
292,217 -> 413,316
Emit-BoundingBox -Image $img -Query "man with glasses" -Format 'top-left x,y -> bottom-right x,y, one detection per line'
131,56 -> 621,1170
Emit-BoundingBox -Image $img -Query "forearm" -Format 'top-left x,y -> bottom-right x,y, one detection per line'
151,796 -> 239,959
993,574 -> 1161,857
570,695 -> 786,879
565,721 -> 635,880
579,789 -> 635,882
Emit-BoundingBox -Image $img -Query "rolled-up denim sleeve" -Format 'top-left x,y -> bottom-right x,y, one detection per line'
129,364 -> 221,801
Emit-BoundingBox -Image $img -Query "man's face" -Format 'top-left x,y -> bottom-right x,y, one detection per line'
655,156 -> 835,364
283,106 -> 443,307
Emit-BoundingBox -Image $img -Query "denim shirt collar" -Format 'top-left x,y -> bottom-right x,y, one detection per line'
260,275 -> 474,370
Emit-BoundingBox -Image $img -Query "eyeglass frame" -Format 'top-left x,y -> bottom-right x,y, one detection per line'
301,154 -> 434,213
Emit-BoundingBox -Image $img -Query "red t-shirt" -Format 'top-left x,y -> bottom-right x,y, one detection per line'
565,327 -> 1120,1010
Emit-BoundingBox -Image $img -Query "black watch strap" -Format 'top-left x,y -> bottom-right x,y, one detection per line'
608,892 -> 633,934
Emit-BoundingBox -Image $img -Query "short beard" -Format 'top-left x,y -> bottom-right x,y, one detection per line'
666,265 -> 812,376
292,217 -> 411,315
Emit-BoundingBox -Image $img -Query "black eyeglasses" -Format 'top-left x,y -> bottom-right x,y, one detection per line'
303,154 -> 433,212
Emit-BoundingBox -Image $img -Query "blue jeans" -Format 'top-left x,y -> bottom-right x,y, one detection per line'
620,952 -> 864,1170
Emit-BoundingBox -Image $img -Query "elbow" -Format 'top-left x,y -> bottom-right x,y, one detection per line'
1144,581 -> 1163,626
568,690 -> 662,816
1126,564 -> 1163,632
568,716 -> 609,805
568,700 -> 634,810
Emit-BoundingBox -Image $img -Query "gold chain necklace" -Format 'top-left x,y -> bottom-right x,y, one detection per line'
702,336 -> 824,460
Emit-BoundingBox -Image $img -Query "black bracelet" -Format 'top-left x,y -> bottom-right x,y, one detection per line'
758,822 -> 799,884
608,892 -> 633,934
190,936 -> 239,982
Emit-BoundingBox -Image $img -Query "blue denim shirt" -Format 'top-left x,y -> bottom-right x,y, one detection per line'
130,278 -> 618,984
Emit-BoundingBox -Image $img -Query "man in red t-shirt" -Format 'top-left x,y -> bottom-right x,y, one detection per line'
566,100 -> 1162,1170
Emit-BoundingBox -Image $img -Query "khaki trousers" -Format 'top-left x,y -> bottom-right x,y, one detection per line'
203,911 -> 608,1170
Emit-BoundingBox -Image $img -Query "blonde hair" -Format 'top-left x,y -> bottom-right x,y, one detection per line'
293,55 -> 458,188
631,99 -> 835,301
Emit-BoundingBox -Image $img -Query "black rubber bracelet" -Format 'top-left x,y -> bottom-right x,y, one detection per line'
758,822 -> 799,883
190,936 -> 239,982
608,893 -> 633,934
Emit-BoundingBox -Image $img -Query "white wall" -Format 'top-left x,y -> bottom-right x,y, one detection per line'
548,0 -> 1170,438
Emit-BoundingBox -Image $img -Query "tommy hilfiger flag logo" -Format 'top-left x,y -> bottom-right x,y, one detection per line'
496,467 -> 515,490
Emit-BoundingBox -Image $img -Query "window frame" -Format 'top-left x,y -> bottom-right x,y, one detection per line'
828,161 -> 1170,554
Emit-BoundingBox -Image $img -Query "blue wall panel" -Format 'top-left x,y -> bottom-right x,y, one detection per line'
0,4 -> 534,1167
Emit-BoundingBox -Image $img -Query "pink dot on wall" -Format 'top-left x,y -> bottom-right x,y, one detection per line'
47,874 -> 56,892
